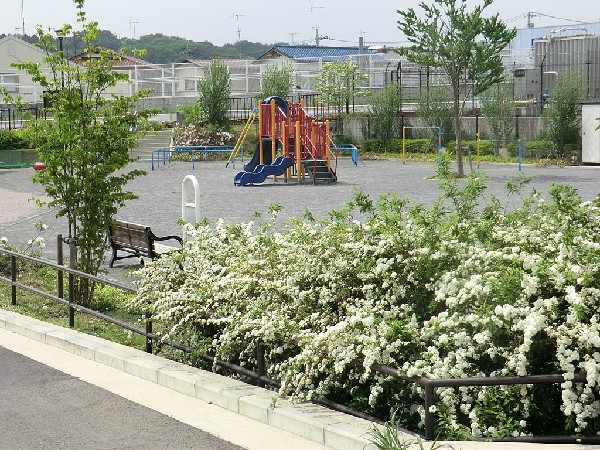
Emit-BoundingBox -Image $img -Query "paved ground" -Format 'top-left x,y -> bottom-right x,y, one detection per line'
2,158 -> 600,281
0,345 -> 245,450
0,320 -> 330,450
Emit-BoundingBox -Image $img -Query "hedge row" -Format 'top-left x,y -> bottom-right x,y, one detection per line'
0,129 -> 29,151
362,138 -> 495,156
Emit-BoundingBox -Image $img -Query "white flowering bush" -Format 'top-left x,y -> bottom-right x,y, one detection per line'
130,158 -> 600,439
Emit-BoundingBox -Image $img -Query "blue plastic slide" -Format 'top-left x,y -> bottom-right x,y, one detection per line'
234,156 -> 294,186
243,140 -> 274,172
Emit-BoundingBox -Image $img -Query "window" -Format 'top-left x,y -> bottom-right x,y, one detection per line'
184,79 -> 197,91
1,74 -> 19,93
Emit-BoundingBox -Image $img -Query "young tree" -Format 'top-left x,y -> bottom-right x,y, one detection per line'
543,71 -> 583,159
370,83 -> 403,151
197,59 -> 231,129
6,0 -> 155,305
257,63 -> 295,101
480,82 -> 515,155
315,57 -> 368,116
415,85 -> 455,146
397,0 -> 516,176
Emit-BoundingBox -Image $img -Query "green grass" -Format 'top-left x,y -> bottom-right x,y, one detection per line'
0,260 -> 148,351
359,151 -> 570,166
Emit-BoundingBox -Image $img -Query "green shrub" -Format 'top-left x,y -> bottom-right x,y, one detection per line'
446,140 -> 494,156
0,129 -> 28,150
363,138 -> 436,154
506,140 -> 552,159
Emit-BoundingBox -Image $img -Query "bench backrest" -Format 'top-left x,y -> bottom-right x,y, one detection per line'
110,220 -> 153,253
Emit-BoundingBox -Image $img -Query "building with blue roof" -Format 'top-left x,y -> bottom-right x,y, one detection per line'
257,45 -> 381,63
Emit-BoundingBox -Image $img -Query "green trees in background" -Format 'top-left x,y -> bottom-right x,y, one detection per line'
480,83 -> 516,155
543,71 -> 583,159
2,31 -> 273,64
257,63 -> 295,101
397,0 -> 516,176
197,59 -> 231,129
315,57 -> 368,116
369,83 -> 403,151
415,85 -> 455,146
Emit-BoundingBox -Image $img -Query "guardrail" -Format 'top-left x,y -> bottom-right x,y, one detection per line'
0,243 -> 597,444
330,143 -> 358,166
151,145 -> 241,170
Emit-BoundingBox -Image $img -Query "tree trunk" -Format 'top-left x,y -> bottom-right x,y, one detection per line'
453,88 -> 464,177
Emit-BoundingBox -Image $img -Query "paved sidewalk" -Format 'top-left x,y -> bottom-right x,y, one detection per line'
0,309 -> 597,450
3,158 -> 600,259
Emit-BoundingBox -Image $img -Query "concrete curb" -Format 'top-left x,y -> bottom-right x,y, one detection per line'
1,309 -> 596,450
0,308 -> 389,450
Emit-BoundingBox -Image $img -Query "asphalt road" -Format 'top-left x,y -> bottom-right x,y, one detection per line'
0,346 -> 244,450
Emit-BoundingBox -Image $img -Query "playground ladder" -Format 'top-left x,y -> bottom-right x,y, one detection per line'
226,111 -> 256,168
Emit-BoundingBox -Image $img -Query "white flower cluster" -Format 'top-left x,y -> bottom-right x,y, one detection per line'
130,183 -> 600,439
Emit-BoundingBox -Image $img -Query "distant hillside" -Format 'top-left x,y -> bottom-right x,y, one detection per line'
1,30 -> 277,64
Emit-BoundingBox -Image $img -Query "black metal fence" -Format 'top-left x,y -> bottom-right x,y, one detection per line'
0,107 -> 45,130
1,242 -> 598,444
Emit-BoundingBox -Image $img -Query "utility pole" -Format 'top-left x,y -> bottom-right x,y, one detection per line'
540,53 -> 547,111
129,18 -> 140,39
232,13 -> 245,58
309,1 -> 326,47
19,0 -> 25,36
527,12 -> 537,28
289,32 -> 298,44
232,13 -> 245,41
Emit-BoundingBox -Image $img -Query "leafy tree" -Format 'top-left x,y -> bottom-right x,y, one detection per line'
257,63 -> 295,101
315,57 -> 368,116
415,85 -> 454,146
480,82 -> 515,155
397,0 -> 516,176
369,83 -> 403,151
198,59 -> 231,129
5,0 -> 155,305
543,71 -> 583,159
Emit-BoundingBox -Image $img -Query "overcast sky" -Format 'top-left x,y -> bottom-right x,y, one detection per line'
1,0 -> 596,47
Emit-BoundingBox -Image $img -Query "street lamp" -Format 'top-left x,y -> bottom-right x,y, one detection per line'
55,28 -> 65,88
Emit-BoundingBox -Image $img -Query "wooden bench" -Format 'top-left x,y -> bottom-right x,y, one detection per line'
109,219 -> 182,267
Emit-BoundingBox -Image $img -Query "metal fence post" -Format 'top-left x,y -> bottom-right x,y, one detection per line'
424,384 -> 435,440
11,254 -> 17,305
256,344 -> 266,388
145,315 -> 153,354
68,238 -> 76,328
57,234 -> 64,301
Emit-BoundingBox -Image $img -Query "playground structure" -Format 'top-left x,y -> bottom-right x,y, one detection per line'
232,96 -> 339,186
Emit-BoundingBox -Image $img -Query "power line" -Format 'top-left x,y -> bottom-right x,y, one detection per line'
506,11 -> 588,26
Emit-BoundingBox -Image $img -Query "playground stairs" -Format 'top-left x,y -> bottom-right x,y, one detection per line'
302,159 -> 337,184
131,129 -> 173,161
